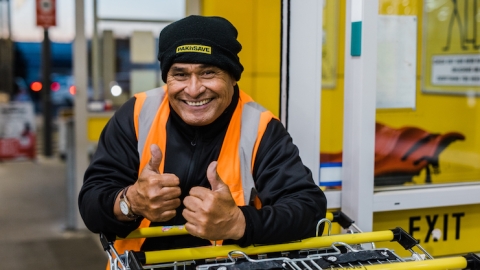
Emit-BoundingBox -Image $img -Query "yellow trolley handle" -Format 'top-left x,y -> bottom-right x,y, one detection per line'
126,227 -> 447,266
362,253 -> 480,270
132,229 -> 397,265
117,212 -> 337,240
375,258 -> 467,270
116,225 -> 189,240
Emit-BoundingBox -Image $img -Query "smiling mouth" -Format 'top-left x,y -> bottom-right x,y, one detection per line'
185,98 -> 213,106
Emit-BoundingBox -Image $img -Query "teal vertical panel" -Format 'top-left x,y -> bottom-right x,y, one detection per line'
351,21 -> 362,56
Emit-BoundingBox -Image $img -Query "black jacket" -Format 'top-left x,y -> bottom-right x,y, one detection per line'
78,87 -> 327,251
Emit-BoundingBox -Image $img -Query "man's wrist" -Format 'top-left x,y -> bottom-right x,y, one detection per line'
119,186 -> 141,220
233,206 -> 252,247
230,208 -> 246,240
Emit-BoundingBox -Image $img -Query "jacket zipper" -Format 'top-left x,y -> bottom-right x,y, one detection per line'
185,129 -> 201,190
191,130 -> 198,146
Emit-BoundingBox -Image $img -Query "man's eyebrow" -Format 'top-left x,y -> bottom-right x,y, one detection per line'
199,64 -> 215,69
170,64 -> 215,71
171,66 -> 186,71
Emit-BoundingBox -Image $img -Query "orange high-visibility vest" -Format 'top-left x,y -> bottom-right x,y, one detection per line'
112,85 -> 276,258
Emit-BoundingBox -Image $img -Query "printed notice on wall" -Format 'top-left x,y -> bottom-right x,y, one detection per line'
431,54 -> 480,86
423,0 -> 480,94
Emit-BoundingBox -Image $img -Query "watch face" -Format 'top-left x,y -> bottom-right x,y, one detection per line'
120,201 -> 129,215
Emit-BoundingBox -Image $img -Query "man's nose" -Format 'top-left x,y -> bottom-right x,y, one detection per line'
184,75 -> 206,98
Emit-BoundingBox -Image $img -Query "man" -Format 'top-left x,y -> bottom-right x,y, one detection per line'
79,15 -> 327,256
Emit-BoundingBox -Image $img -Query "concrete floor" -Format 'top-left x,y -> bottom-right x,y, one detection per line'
0,155 -> 107,269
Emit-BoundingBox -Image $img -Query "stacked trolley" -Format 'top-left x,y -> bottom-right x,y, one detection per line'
100,211 -> 480,270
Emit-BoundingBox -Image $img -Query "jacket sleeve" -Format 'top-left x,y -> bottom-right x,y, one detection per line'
78,97 -> 142,238
234,119 -> 327,247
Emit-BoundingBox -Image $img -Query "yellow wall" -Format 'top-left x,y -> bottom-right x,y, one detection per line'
320,0 -> 346,153
202,0 -> 281,116
321,0 -> 480,183
375,1 -> 480,183
202,0 -> 480,183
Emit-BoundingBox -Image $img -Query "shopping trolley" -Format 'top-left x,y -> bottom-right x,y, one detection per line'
100,211 -> 480,270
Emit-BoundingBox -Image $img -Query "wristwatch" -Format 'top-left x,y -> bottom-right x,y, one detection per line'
119,186 -> 140,219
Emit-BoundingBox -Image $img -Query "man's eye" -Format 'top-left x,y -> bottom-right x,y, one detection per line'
172,73 -> 188,81
202,70 -> 215,77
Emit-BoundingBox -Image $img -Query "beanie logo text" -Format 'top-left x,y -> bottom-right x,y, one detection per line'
176,45 -> 212,54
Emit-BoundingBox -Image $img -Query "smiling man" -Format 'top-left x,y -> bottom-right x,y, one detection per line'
79,15 -> 327,259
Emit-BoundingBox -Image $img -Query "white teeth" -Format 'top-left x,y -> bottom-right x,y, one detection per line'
185,99 -> 212,106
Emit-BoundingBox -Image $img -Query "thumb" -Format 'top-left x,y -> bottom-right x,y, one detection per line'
146,144 -> 162,174
206,161 -> 226,191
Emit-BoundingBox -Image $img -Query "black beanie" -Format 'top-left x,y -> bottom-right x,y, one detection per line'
158,15 -> 244,82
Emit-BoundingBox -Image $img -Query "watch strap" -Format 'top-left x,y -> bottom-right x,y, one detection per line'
120,186 -> 141,219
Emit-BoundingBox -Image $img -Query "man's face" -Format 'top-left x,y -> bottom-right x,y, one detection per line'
166,63 -> 237,126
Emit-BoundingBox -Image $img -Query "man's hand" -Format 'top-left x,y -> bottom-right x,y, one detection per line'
126,144 -> 181,222
183,161 -> 246,240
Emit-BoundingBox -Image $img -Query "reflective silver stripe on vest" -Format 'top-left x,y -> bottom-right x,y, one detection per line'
137,92 -> 267,206
137,87 -> 165,157
240,101 -> 267,205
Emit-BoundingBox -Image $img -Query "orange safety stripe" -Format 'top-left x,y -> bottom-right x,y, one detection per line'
109,87 -> 169,268
217,91 -> 276,207
217,98 -> 243,205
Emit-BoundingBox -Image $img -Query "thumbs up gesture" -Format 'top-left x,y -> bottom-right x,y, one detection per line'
183,161 -> 246,241
126,144 -> 181,222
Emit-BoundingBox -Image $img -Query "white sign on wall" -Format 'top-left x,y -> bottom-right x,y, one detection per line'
376,15 -> 417,109
431,54 -> 480,87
